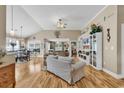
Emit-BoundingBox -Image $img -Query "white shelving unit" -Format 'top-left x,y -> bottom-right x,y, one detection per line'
71,40 -> 77,56
77,36 -> 90,65
90,32 -> 103,70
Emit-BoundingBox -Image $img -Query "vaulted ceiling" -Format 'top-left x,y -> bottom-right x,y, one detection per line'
6,5 -> 105,38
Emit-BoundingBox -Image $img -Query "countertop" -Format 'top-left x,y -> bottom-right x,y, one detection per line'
0,55 -> 15,68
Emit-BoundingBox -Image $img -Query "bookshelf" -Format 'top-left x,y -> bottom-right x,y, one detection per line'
90,32 -> 102,70
77,36 -> 90,64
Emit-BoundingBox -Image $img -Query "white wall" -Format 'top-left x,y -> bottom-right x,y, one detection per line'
117,6 -> 124,74
121,24 -> 124,75
81,6 -> 118,73
27,30 -> 81,42
6,6 -> 42,38
0,6 -> 6,49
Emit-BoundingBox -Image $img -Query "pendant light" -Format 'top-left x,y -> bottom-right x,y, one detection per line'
10,5 -> 15,36
20,26 -> 23,40
20,26 -> 23,48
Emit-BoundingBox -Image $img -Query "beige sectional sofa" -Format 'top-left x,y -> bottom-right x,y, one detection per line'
46,55 -> 86,84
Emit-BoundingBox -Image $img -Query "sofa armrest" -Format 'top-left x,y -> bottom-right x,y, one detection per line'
71,61 -> 86,71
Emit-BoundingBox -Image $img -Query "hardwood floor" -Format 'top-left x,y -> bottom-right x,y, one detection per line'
15,57 -> 124,88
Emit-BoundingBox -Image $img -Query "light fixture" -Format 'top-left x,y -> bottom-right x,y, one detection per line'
10,30 -> 15,36
10,5 -> 15,36
57,19 -> 63,28
20,26 -> 24,49
20,26 -> 23,40
57,19 -> 67,29
9,6 -> 17,51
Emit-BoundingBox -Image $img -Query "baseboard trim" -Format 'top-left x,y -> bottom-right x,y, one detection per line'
103,68 -> 124,79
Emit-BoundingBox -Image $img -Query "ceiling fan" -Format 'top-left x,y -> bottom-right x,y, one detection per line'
54,19 -> 67,38
57,19 -> 67,29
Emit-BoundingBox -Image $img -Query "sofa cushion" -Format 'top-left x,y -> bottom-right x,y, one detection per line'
58,56 -> 73,61
48,55 -> 58,59
58,56 -> 81,64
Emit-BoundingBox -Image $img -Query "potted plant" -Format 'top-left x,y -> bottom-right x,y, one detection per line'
91,24 -> 97,33
96,25 -> 103,32
90,24 -> 102,35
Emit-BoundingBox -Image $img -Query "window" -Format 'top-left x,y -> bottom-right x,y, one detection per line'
6,37 -> 20,51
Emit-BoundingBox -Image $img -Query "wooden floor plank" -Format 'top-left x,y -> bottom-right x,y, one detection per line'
15,57 -> 124,88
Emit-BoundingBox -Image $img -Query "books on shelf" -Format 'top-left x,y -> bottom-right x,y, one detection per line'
78,32 -> 102,70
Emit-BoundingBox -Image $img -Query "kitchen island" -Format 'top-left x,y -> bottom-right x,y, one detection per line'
0,55 -> 15,88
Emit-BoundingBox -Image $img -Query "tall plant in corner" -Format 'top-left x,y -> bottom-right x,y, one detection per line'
90,24 -> 102,35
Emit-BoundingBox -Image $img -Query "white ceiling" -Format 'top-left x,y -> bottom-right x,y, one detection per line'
6,6 -> 42,38
6,5 -> 105,38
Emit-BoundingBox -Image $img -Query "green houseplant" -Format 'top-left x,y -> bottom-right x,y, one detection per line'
97,25 -> 103,32
90,24 -> 102,35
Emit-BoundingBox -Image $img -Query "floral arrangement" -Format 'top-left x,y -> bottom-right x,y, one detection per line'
90,24 -> 103,34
